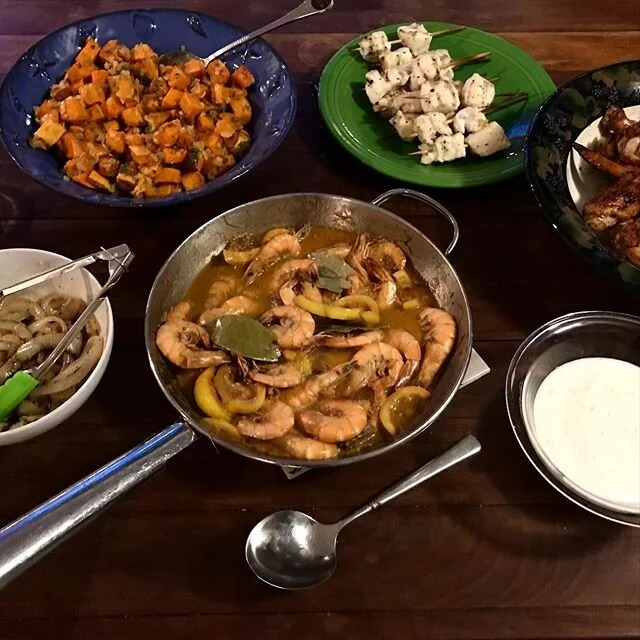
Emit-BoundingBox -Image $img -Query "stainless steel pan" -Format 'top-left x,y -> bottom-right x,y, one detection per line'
0,188 -> 472,587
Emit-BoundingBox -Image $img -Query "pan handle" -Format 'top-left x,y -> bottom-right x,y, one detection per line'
371,188 -> 460,256
0,421 -> 196,589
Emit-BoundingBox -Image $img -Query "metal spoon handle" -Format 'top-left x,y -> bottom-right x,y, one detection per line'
205,0 -> 333,64
32,250 -> 134,380
337,435 -> 481,529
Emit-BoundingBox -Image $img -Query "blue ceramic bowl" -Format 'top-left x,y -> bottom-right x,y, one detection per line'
0,9 -> 296,208
525,60 -> 640,295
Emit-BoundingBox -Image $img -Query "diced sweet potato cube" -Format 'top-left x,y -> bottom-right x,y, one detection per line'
122,105 -> 144,127
31,120 -> 66,149
59,132 -> 85,158
64,153 -> 95,176
91,69 -> 109,87
99,40 -> 126,63
60,97 -> 88,123
104,96 -> 124,119
88,104 -> 106,122
167,67 -> 189,90
86,142 -> 109,159
105,129 -> 126,154
67,62 -> 95,83
153,119 -> 181,147
71,173 -> 96,189
183,59 -> 205,78
154,167 -> 181,184
214,113 -> 237,138
161,147 -> 187,164
87,170 -> 113,191
144,111 -> 170,131
179,92 -> 204,119
230,97 -> 251,125
79,83 -> 106,106
156,184 -> 182,196
116,171 -> 137,191
211,84 -> 229,105
131,43 -> 155,61
104,119 -> 120,132
176,128 -> 194,148
161,88 -> 183,110
97,155 -> 120,177
50,81 -> 73,101
231,65 -> 254,89
181,171 -> 205,191
76,38 -> 101,64
139,58 -> 159,82
124,132 -> 145,147
129,144 -> 153,165
115,74 -> 136,102
204,152 -> 235,179
35,99 -> 59,121
41,110 -> 60,124
207,60 -> 230,85
196,112 -> 215,131
203,131 -> 224,152
190,81 -> 208,100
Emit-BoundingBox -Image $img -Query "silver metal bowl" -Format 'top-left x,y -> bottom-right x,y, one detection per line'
506,311 -> 640,527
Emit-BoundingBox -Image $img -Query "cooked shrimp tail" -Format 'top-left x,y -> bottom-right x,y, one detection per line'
417,308 -> 456,388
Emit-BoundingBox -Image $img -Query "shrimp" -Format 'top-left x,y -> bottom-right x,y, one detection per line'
368,239 -> 406,272
222,235 -> 260,266
276,432 -> 339,460
322,243 -> 351,259
363,258 -> 397,310
204,274 -> 237,309
244,232 -> 302,282
260,305 -> 315,349
198,296 -> 260,325
315,329 -> 383,348
298,400 -> 368,443
249,363 -> 303,388
236,400 -> 294,440
300,281 -> 323,303
346,233 -> 370,283
155,320 -> 229,369
384,329 -> 422,387
417,307 -> 456,388
349,342 -> 403,392
270,259 -> 318,305
285,362 -> 355,410
165,300 -> 193,323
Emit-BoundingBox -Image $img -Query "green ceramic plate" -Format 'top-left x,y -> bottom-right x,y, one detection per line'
318,22 -> 556,188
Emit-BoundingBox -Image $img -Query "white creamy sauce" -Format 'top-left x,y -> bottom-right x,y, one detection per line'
532,357 -> 640,512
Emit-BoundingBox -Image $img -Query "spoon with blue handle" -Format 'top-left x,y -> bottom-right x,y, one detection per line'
0,248 -> 134,421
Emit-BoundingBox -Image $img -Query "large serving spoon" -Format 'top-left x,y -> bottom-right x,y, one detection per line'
159,0 -> 334,66
245,434 -> 481,589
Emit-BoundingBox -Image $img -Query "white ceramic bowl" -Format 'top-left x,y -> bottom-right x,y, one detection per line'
0,248 -> 114,445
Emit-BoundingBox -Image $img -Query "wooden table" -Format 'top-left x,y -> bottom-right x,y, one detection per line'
1,1 -> 639,638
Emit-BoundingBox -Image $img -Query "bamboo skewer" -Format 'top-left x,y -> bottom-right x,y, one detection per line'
448,51 -> 491,69
484,92 -> 528,114
354,25 -> 466,51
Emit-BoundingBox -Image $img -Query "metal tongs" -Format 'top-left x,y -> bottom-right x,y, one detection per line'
0,244 -> 134,421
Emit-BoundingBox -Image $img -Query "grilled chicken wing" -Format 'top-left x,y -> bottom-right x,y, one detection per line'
611,218 -> 640,267
582,174 -> 640,231
600,106 -> 635,137
573,142 -> 640,178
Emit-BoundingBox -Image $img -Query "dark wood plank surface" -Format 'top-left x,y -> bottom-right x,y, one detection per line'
1,1 -> 639,638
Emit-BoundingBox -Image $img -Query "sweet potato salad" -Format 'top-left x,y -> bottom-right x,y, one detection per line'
30,38 -> 255,198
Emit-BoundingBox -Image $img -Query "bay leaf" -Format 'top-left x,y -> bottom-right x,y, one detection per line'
317,275 -> 350,293
209,315 -> 280,362
312,253 -> 356,280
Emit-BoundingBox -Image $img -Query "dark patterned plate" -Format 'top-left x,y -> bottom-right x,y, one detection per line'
0,9 -> 296,208
525,60 -> 640,294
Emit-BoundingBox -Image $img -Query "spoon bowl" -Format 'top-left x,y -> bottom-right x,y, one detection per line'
245,435 -> 481,589
246,510 -> 339,589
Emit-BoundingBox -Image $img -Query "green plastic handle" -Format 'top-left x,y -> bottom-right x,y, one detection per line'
0,371 -> 40,422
